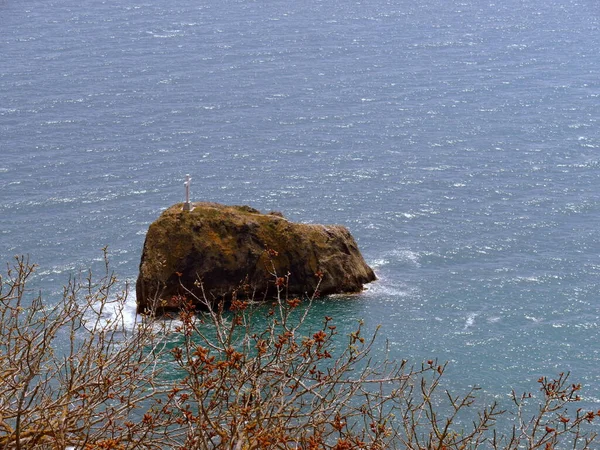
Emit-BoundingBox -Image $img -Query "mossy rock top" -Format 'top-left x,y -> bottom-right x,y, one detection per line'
136,202 -> 376,314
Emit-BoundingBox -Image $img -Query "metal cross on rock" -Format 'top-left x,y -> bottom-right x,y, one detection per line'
183,174 -> 193,211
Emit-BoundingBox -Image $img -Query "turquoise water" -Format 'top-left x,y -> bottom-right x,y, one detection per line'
2,0 -> 600,414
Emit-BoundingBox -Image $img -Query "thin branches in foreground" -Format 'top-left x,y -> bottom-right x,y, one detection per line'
0,251 -> 597,449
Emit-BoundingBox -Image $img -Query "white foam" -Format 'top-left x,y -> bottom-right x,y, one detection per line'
369,258 -> 389,268
370,249 -> 421,268
525,315 -> 541,323
464,312 -> 478,330
83,293 -> 139,334
514,276 -> 541,283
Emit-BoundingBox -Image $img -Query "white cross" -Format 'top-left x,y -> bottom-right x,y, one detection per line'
183,174 -> 193,211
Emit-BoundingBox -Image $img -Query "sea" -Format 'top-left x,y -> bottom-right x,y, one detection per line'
2,0 -> 600,426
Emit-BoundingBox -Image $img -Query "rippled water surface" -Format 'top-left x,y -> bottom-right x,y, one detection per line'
2,0 -> 600,410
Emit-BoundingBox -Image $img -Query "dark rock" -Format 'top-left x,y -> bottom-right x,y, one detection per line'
136,202 -> 376,314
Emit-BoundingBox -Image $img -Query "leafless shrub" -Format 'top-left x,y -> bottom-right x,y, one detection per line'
0,250 -> 597,449
0,250 -> 173,449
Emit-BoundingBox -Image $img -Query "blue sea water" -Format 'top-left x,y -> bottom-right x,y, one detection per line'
2,0 -> 600,417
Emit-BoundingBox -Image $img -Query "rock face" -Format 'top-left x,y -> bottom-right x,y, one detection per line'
136,202 -> 376,314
